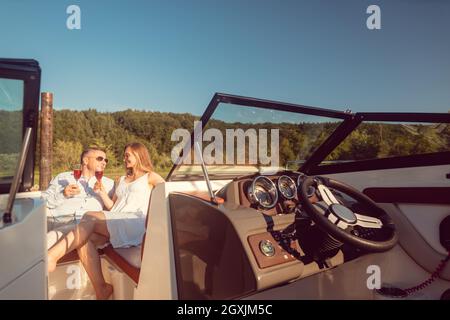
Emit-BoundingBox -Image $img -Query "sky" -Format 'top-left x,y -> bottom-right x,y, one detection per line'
1,0 -> 449,115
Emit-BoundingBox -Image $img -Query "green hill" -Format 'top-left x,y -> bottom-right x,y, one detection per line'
1,109 -> 449,181
51,109 -> 449,169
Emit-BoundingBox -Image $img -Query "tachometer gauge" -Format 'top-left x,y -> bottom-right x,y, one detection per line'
277,175 -> 297,199
247,176 -> 278,209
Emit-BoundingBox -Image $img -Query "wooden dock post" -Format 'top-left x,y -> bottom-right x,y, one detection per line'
39,92 -> 53,190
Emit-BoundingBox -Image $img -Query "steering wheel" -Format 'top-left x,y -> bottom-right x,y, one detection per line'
298,176 -> 398,252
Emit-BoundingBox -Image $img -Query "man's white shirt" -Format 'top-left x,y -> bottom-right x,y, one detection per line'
42,171 -> 115,219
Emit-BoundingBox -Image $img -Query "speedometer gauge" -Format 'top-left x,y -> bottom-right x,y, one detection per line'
247,176 -> 278,209
277,175 -> 297,199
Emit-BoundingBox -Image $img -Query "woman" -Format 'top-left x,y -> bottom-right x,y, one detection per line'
47,142 -> 165,299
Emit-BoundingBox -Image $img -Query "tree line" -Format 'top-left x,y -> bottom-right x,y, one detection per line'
1,109 -> 449,178
45,109 -> 450,170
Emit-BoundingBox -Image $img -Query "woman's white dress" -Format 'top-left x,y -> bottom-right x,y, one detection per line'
104,173 -> 152,248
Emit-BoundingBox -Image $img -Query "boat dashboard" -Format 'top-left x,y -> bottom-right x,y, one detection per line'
231,171 -> 321,216
169,170 -> 369,298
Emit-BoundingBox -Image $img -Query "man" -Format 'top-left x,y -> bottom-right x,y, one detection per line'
42,146 -> 114,231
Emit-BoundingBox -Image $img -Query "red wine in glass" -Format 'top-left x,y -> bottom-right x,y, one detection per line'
72,164 -> 82,182
73,169 -> 82,181
95,170 -> 104,181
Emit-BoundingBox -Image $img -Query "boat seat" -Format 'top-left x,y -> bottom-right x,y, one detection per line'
100,187 -> 154,284
103,244 -> 141,283
113,246 -> 142,269
47,222 -> 143,284
102,213 -> 148,284
48,190 -> 153,285
103,191 -> 214,283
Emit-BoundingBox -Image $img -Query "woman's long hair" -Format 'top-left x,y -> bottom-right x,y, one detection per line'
124,142 -> 154,176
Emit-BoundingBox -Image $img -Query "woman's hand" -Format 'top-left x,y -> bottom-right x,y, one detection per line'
95,180 -> 115,210
93,181 -> 106,195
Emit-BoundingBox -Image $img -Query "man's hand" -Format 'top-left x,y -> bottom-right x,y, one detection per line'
63,184 -> 80,197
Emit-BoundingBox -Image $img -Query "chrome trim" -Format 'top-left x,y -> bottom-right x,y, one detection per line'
194,141 -> 217,204
247,176 -> 278,209
277,175 -> 297,200
259,240 -> 275,257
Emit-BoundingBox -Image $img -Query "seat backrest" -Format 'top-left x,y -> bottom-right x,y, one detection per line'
140,185 -> 155,260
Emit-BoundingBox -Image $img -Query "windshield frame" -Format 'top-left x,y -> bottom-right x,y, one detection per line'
167,93 -> 450,181
166,93 -> 352,181
310,111 -> 450,175
0,59 -> 41,194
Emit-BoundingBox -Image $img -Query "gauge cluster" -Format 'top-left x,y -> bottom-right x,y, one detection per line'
247,176 -> 278,209
245,172 -> 316,212
277,175 -> 297,200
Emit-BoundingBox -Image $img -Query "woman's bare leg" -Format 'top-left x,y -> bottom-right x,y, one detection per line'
48,211 -> 110,272
77,233 -> 113,300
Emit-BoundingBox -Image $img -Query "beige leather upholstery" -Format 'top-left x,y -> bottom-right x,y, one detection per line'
398,204 -> 450,255
381,203 -> 450,280
114,246 -> 142,269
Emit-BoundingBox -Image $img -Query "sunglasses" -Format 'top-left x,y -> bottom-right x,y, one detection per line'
89,156 -> 109,163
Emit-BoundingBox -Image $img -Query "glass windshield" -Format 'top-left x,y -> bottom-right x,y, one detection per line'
322,121 -> 450,164
169,103 -> 343,180
0,78 -> 24,181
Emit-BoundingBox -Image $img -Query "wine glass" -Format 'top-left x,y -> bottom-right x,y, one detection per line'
95,170 -> 103,182
72,164 -> 82,183
94,170 -> 104,197
69,163 -> 82,222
